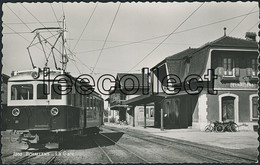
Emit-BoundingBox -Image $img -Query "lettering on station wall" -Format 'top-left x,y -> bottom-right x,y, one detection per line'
230,82 -> 256,88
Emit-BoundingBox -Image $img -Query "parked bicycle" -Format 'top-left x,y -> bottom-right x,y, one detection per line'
204,121 -> 223,132
217,121 -> 239,132
204,121 -> 239,132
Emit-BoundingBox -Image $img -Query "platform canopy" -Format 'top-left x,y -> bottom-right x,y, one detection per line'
123,94 -> 166,106
110,104 -> 129,110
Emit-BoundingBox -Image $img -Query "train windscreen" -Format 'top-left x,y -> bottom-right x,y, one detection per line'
11,84 -> 33,100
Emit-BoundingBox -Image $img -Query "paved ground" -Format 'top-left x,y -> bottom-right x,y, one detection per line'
2,127 -> 257,164
104,123 -> 259,150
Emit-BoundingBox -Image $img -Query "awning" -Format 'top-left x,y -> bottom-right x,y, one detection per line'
110,104 -> 129,110
122,91 -> 199,106
123,94 -> 165,106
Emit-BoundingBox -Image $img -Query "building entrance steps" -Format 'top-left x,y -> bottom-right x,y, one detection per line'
103,123 -> 258,158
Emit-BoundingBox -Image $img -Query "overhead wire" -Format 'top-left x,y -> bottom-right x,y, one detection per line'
247,21 -> 259,31
74,10 -> 258,55
3,23 -> 32,43
68,38 -> 200,46
3,32 -> 31,34
50,3 -> 61,27
127,2 -> 205,72
91,3 -> 121,74
21,3 -> 72,70
228,5 -> 257,35
4,21 -> 57,25
21,3 -> 52,30
3,6 -> 63,69
239,21 -> 259,39
72,3 -> 98,52
4,3 -> 77,72
5,4 -> 32,31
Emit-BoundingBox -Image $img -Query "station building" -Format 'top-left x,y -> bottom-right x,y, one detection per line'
124,32 -> 258,131
106,73 -> 154,126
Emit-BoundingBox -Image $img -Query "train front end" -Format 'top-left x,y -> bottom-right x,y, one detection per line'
6,68 -> 79,147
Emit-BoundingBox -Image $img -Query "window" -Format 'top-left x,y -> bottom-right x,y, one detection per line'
247,57 -> 257,76
223,57 -> 234,76
86,97 -> 89,109
251,59 -> 257,76
93,98 -> 96,110
11,84 -> 33,100
90,97 -> 93,109
37,84 -> 48,99
82,95 -> 85,107
51,84 -> 61,99
67,93 -> 71,105
150,108 -> 154,117
252,96 -> 258,119
79,94 -> 82,107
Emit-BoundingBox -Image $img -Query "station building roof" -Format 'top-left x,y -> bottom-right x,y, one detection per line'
125,35 -> 258,106
152,35 -> 258,82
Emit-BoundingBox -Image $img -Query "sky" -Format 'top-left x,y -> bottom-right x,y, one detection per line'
2,2 -> 259,107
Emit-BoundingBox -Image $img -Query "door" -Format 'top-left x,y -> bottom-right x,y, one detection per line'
222,96 -> 235,122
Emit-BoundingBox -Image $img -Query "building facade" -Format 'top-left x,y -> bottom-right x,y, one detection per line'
106,73 -> 154,126
124,33 -> 258,131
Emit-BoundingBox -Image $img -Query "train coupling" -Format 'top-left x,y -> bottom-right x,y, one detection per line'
20,133 -> 39,144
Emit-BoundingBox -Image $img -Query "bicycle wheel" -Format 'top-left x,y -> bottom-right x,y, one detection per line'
215,125 -> 224,132
230,123 -> 239,132
205,125 -> 213,132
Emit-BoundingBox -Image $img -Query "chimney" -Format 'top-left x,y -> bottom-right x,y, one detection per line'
224,27 -> 227,36
245,32 -> 256,41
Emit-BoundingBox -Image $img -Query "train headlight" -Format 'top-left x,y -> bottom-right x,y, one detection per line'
50,107 -> 59,116
12,108 -> 20,117
31,68 -> 40,79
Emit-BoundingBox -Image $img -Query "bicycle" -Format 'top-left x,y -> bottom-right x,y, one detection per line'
214,121 -> 239,132
204,121 -> 223,132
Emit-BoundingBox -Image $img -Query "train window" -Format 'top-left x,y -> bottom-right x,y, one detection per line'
81,95 -> 85,107
51,84 -> 61,99
37,84 -> 48,99
67,93 -> 71,105
11,84 -> 33,100
94,98 -> 96,109
90,97 -> 93,109
79,94 -> 82,107
86,97 -> 89,109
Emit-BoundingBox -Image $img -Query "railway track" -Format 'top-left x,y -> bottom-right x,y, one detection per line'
7,149 -> 63,164
45,149 -> 63,164
91,133 -> 151,163
103,126 -> 256,163
13,151 -> 38,164
1,153 -> 14,158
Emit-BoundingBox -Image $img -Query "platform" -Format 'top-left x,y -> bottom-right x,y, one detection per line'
104,123 -> 258,150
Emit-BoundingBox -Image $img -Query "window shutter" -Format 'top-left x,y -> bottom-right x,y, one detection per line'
235,68 -> 240,77
218,67 -> 224,76
246,68 -> 252,77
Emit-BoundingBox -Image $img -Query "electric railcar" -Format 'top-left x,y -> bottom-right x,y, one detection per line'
6,68 -> 104,148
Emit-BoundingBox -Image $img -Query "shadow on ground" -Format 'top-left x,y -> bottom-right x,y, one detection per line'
61,132 -> 124,150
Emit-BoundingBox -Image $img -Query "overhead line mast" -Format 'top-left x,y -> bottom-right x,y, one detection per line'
61,15 -> 68,71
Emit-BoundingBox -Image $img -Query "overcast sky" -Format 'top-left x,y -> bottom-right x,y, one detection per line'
2,2 -> 259,104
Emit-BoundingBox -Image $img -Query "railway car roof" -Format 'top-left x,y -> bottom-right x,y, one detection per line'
8,70 -> 67,82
